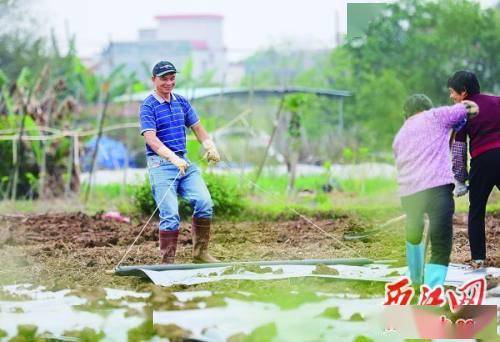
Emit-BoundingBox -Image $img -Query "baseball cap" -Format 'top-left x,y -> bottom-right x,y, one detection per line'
152,61 -> 177,77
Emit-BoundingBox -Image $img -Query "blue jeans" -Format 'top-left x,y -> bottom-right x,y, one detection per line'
147,155 -> 213,231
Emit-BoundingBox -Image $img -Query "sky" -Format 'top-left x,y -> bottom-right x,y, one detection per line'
33,0 -> 498,62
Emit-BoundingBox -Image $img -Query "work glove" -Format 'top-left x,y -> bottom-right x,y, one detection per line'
461,100 -> 479,118
202,139 -> 220,164
453,180 -> 468,197
157,146 -> 189,175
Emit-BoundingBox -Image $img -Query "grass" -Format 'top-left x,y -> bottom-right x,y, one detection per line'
1,173 -> 498,220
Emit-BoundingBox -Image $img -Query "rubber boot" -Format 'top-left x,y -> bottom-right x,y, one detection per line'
406,241 -> 424,286
192,217 -> 219,263
424,263 -> 448,289
159,230 -> 179,264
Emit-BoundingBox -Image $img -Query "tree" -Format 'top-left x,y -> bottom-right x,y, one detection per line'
347,0 -> 499,102
341,0 -> 500,149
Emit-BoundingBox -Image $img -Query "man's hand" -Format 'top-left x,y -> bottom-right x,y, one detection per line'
454,180 -> 468,197
157,146 -> 188,175
461,100 -> 479,118
168,155 -> 189,175
202,139 -> 220,164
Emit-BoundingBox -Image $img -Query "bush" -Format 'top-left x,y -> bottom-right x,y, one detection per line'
133,172 -> 246,219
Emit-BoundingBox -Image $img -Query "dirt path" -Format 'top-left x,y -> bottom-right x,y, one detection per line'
0,212 -> 498,289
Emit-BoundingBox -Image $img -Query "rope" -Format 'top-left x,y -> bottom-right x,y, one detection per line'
116,145 -> 364,268
343,214 -> 406,240
115,170 -> 181,268
216,150 -> 363,258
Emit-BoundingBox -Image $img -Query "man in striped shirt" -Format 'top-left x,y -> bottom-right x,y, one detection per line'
140,61 -> 220,264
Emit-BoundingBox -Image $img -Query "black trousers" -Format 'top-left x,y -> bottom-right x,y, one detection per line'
468,148 -> 500,260
401,184 -> 454,266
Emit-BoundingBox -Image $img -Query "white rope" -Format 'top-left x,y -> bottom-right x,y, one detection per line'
216,150 -> 363,258
115,170 -> 181,268
116,148 -> 363,268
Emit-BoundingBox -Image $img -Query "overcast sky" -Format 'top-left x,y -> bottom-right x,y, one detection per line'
34,0 -> 498,62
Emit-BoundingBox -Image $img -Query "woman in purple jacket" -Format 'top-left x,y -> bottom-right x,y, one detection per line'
393,94 -> 478,289
448,71 -> 500,268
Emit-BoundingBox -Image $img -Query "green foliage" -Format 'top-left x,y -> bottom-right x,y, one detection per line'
127,319 -> 155,342
353,70 -> 407,148
132,177 -> 156,216
133,172 -> 246,219
241,0 -> 499,153
283,94 -> 314,139
10,324 -> 39,341
203,172 -> 246,217
357,0 -> 498,98
344,0 -> 500,148
0,113 -> 41,199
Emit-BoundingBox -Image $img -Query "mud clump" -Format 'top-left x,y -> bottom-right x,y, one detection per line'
128,319 -> 191,341
63,328 -> 105,341
221,264 -> 274,275
349,313 -> 365,321
385,270 -> 401,277
227,322 -> 277,342
318,306 -> 341,319
312,264 -> 340,275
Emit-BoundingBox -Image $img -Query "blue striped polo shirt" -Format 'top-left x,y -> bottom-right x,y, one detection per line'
139,91 -> 200,156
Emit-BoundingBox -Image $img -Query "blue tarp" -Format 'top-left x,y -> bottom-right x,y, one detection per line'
83,136 -> 135,171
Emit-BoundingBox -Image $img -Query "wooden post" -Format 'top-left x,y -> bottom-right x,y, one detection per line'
8,138 -> 17,200
252,95 -> 286,191
38,109 -> 53,199
10,69 -> 42,200
84,86 -> 111,203
11,114 -> 27,200
64,135 -> 74,196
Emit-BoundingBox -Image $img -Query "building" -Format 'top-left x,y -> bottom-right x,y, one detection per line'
98,14 -> 227,83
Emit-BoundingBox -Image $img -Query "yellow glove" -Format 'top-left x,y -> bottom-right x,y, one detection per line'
202,139 -> 220,164
157,146 -> 188,175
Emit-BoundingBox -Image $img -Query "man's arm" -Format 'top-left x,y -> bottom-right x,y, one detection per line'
191,122 -> 220,163
191,122 -> 210,143
143,131 -> 188,175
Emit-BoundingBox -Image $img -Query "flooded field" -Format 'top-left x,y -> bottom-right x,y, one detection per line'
0,212 -> 498,340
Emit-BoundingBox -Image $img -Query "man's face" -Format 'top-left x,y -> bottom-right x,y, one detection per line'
449,88 -> 467,103
153,73 -> 176,94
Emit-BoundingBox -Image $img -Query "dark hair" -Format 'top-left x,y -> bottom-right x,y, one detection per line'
403,94 -> 433,119
447,70 -> 480,96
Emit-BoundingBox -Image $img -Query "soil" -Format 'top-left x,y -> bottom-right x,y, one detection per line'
0,212 -> 498,290
451,214 -> 499,266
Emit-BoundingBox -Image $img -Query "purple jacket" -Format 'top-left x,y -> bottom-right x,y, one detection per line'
455,93 -> 500,158
393,103 -> 467,197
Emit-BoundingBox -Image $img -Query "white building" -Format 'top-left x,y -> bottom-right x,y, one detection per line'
99,14 -> 227,84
